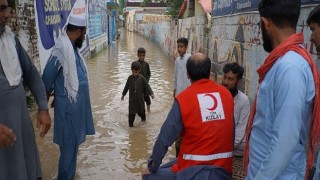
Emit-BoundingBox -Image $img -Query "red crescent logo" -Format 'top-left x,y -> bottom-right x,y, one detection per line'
204,94 -> 218,111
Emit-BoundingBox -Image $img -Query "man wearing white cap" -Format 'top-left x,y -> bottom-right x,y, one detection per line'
0,0 -> 51,179
42,14 -> 95,180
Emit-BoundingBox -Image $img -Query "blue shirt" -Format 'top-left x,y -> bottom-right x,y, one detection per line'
246,51 -> 315,179
42,44 -> 95,146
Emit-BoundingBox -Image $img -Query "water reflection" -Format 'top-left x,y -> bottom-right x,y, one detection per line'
37,30 -> 176,179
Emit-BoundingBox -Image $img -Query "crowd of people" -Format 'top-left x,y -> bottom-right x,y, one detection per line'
0,0 -> 320,179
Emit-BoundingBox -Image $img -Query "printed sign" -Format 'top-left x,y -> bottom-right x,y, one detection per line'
197,93 -> 225,122
213,0 -> 320,16
35,0 -> 88,71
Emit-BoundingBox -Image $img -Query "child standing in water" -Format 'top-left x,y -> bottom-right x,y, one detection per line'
173,37 -> 191,157
173,37 -> 191,98
121,61 -> 154,127
135,47 -> 152,112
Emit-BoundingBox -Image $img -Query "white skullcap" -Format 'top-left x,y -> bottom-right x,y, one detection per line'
68,15 -> 86,27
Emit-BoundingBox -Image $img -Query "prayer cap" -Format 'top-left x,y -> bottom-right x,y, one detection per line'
68,15 -> 86,27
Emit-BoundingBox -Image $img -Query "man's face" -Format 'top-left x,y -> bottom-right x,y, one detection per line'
132,69 -> 140,76
309,22 -> 320,54
261,19 -> 273,53
177,43 -> 187,56
138,53 -> 145,61
0,0 -> 11,35
75,28 -> 86,49
222,71 -> 239,91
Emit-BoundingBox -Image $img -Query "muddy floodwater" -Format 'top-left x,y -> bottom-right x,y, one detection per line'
36,30 -> 176,180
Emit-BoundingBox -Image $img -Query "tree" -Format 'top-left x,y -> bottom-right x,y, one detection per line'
142,0 -> 184,19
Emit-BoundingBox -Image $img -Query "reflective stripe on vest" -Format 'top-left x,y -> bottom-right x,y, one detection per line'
183,152 -> 233,161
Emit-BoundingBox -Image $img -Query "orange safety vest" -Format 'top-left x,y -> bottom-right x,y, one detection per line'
172,79 -> 234,174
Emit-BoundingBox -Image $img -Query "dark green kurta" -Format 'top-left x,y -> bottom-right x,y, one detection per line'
136,60 -> 151,82
0,37 -> 48,179
122,74 -> 153,114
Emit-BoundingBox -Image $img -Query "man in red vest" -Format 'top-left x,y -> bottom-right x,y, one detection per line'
141,53 -> 234,180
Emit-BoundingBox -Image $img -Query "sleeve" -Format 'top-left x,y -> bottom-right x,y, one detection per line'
122,77 -> 130,96
41,55 -> 60,96
146,63 -> 151,83
173,59 -> 177,90
254,63 -> 309,179
143,77 -> 153,96
147,100 -> 183,172
15,38 -> 48,111
234,96 -> 250,148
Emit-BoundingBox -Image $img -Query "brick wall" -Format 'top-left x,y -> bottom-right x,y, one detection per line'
17,1 -> 40,69
8,0 -> 40,69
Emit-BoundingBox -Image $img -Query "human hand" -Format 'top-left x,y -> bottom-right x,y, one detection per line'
121,96 -> 124,101
151,94 -> 155,99
37,110 -> 51,138
141,167 -> 151,178
0,124 -> 16,148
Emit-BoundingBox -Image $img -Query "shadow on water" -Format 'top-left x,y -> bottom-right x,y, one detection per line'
36,29 -> 176,180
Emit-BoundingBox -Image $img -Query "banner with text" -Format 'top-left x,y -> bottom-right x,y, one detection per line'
213,0 -> 320,16
35,0 -> 87,71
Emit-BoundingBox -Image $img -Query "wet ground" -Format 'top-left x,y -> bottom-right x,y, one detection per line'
36,30 -> 176,180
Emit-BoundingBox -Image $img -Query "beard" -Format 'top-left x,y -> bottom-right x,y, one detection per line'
261,22 -> 273,53
222,83 -> 239,97
75,36 -> 84,49
228,86 -> 238,97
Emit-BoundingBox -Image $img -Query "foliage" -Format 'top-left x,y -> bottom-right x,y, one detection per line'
141,0 -> 184,19
118,0 -> 124,15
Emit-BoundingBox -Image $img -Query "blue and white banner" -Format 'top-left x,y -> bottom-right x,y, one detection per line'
35,0 -> 88,71
213,0 -> 320,16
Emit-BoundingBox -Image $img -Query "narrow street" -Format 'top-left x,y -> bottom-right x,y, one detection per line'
36,29 -> 176,180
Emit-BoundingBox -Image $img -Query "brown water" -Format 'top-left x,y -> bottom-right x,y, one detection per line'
36,30 -> 176,180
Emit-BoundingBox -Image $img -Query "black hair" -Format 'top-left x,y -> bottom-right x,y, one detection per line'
259,0 -> 300,29
131,61 -> 141,70
177,37 -> 188,47
307,5 -> 320,25
223,62 -> 244,80
137,47 -> 146,54
186,55 -> 211,81
66,24 -> 86,33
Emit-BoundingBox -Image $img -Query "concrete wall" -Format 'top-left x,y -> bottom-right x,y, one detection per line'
210,7 -> 318,103
134,15 -> 210,61
131,5 -> 319,103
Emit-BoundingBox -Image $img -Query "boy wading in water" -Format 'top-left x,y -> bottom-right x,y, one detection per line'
121,61 -> 154,127
135,47 -> 152,112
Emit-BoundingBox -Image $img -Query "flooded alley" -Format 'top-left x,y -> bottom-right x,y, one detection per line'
36,30 -> 176,180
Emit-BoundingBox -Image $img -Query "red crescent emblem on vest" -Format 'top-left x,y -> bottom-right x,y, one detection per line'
204,94 -> 218,111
